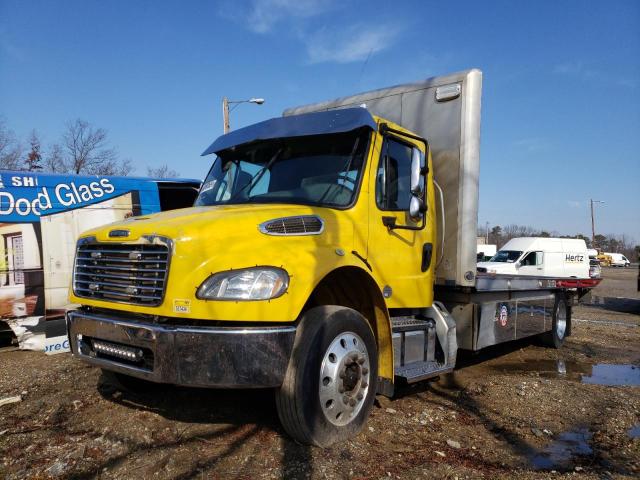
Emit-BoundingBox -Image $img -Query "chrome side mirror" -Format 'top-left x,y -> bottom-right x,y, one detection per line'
410,148 -> 425,195
409,196 -> 424,221
409,147 -> 426,222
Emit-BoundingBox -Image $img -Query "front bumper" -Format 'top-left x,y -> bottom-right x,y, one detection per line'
66,310 -> 296,388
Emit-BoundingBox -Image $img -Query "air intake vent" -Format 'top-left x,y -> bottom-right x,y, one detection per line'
259,216 -> 324,236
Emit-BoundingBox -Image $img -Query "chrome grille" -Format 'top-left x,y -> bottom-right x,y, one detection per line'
73,241 -> 169,306
259,215 -> 324,236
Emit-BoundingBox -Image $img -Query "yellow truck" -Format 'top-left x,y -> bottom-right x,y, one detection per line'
66,70 -> 600,446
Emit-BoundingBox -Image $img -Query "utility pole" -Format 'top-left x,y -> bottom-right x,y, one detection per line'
590,199 -> 604,248
222,97 -> 230,134
486,221 -> 489,244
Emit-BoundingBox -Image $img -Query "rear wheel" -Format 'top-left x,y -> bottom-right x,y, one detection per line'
542,296 -> 570,349
276,306 -> 378,447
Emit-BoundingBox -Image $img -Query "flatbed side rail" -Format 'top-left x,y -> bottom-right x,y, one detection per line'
473,273 -> 601,293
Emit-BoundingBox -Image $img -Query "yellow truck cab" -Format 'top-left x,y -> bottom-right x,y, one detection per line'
67,70 -> 599,446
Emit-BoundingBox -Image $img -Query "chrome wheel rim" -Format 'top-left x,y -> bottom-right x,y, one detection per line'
319,331 -> 370,426
556,304 -> 567,339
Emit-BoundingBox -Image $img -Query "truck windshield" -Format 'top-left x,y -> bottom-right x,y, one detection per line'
490,250 -> 523,263
195,129 -> 370,208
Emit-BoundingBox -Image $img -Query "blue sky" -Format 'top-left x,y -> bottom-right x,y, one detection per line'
1,0 -> 639,241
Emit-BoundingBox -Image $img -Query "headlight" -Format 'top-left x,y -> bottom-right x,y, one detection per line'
196,267 -> 289,301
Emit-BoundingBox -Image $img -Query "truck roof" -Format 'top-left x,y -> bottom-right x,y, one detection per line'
501,237 -> 587,252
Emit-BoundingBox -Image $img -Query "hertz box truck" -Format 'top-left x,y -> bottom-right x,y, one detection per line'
65,70 -> 600,446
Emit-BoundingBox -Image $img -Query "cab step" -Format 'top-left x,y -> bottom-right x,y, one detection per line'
395,361 -> 452,383
391,315 -> 453,383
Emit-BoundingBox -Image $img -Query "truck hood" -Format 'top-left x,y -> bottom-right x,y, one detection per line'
72,203 -> 361,322
83,203 -> 346,245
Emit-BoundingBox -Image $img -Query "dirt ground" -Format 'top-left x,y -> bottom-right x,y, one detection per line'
1,267 -> 638,479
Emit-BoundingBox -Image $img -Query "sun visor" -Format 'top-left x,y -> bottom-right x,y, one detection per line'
201,107 -> 377,156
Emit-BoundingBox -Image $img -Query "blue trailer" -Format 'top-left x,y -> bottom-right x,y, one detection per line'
0,171 -> 200,352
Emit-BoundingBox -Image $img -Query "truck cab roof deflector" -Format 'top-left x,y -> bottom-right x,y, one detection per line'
201,107 -> 377,156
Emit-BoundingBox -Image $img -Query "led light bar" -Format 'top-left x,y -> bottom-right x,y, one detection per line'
92,339 -> 143,362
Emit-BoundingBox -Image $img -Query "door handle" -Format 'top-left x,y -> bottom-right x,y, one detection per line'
421,243 -> 433,272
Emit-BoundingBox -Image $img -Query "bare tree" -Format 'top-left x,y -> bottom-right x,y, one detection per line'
25,130 -> 43,171
147,164 -> 179,178
117,158 -> 134,176
0,120 -> 24,170
44,143 -> 65,173
62,119 -> 123,175
502,224 -> 539,242
91,157 -> 134,176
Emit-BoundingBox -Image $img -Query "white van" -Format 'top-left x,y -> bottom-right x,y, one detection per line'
477,237 -> 589,278
606,253 -> 631,267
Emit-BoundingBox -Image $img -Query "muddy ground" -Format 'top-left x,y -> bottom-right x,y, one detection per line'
0,267 -> 638,479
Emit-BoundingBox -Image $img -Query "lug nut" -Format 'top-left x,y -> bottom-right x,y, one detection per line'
357,393 -> 364,401
362,367 -> 369,375
343,395 -> 350,405
349,398 -> 356,407
361,381 -> 368,388
357,357 -> 365,364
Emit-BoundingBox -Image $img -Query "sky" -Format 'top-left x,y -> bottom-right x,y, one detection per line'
1,0 -> 639,241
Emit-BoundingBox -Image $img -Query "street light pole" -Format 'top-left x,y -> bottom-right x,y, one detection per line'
223,97 -> 230,134
590,199 -> 604,248
222,97 -> 265,134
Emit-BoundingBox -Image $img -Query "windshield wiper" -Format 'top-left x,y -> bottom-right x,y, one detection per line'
317,137 -> 360,204
228,147 -> 283,203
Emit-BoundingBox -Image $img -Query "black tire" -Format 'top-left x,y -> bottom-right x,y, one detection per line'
542,296 -> 570,349
100,369 -> 159,394
275,306 -> 378,447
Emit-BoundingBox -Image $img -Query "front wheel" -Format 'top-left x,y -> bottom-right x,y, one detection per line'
542,296 -> 570,349
276,306 -> 378,447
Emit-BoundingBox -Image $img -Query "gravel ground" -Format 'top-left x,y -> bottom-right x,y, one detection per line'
0,268 -> 638,479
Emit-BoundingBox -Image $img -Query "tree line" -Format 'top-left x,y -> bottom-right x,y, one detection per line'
479,224 -> 639,262
0,118 -> 178,178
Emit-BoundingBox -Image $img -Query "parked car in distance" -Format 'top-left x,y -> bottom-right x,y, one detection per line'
606,253 -> 631,267
477,237 -> 590,278
589,258 -> 602,278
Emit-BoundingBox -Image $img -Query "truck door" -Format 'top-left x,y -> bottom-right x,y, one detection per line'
366,134 -> 433,308
519,251 -> 543,276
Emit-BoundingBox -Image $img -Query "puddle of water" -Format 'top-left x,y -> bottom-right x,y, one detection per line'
530,428 -> 593,470
581,364 -> 640,386
491,359 -> 590,380
588,296 -> 640,314
628,425 -> 640,439
489,360 -> 640,386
